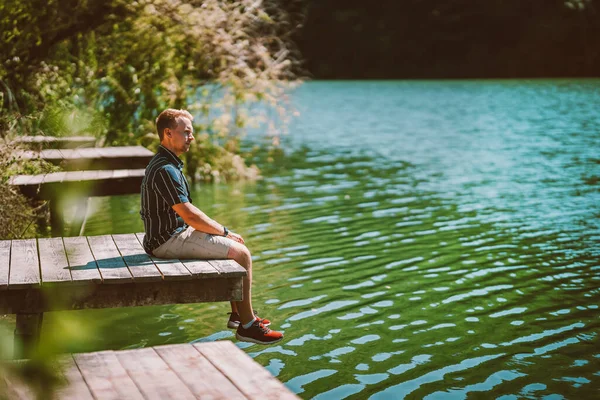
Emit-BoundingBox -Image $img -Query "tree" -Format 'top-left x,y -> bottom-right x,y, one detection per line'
1,0 -> 303,179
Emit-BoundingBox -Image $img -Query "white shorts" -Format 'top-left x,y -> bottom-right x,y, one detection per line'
152,226 -> 233,259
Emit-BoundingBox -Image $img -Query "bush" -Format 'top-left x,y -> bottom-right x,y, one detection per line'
1,0 -> 304,167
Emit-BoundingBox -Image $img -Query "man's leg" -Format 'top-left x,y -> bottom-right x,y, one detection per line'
153,228 -> 282,344
227,242 -> 255,326
227,241 -> 283,344
155,227 -> 254,322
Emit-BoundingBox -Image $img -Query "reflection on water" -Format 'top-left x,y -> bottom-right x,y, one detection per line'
58,80 -> 599,399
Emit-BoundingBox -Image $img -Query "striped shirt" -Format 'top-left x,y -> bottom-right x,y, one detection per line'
140,145 -> 193,254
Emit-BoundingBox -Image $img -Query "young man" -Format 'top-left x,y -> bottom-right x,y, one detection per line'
140,108 -> 283,345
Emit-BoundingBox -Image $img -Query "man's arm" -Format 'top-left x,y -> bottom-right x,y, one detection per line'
172,202 -> 244,244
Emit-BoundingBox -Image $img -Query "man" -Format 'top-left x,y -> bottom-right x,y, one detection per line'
140,108 -> 283,345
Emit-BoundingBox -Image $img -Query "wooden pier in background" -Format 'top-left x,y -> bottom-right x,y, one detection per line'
13,135 -> 96,149
16,146 -> 154,170
8,144 -> 154,236
3,342 -> 299,399
9,169 -> 146,236
9,169 -> 146,200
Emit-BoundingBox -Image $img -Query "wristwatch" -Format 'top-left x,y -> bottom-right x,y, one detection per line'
223,226 -> 229,237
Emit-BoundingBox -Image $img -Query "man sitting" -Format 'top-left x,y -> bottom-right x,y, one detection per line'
140,108 -> 283,345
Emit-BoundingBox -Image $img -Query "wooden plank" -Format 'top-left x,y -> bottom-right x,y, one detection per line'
98,146 -> 150,158
0,241 -> 10,290
41,171 -> 67,184
115,347 -> 196,400
95,170 -> 116,180
148,258 -> 192,281
26,173 -> 47,186
40,149 -> 65,161
181,260 -> 221,278
112,234 -> 162,282
63,236 -> 102,283
96,147 -> 121,158
14,136 -> 96,149
79,147 -> 103,159
208,259 -> 247,278
63,170 -> 85,182
10,169 -> 146,199
47,147 -> 153,170
38,237 -> 72,284
112,169 -> 129,178
134,233 -> 192,281
14,135 -> 49,143
14,150 -> 38,160
124,168 -> 146,178
196,341 -> 300,400
0,276 -> 243,313
59,148 -> 83,160
128,147 -> 154,157
74,351 -> 145,400
8,239 -> 40,290
87,235 -> 133,283
154,344 -> 246,399
57,356 -> 95,400
79,170 -> 101,181
17,136 -> 51,144
9,174 -> 38,186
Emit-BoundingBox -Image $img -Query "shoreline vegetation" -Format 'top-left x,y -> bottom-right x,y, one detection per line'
0,0 -> 304,241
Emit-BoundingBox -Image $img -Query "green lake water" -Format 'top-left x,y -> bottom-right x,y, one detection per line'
53,80 -> 599,399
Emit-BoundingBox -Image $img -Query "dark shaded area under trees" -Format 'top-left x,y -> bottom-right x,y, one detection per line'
290,0 -> 600,79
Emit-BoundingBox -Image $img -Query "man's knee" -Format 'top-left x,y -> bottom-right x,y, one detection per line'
228,244 -> 252,268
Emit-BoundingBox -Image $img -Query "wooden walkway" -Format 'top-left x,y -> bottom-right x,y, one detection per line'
13,135 -> 96,149
0,233 -> 245,311
3,342 -> 299,399
9,168 -> 146,235
0,233 -> 246,357
16,146 -> 154,170
9,169 -> 146,200
8,145 -> 152,236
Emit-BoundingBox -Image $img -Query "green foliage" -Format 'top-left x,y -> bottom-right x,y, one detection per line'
0,312 -> 93,399
0,0 -> 302,154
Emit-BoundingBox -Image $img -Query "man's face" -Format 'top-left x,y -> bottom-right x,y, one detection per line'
167,117 -> 194,155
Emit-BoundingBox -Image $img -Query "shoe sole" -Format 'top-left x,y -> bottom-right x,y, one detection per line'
227,321 -> 240,329
235,332 -> 283,345
228,321 -> 271,329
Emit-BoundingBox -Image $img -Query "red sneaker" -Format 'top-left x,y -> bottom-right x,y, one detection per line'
227,311 -> 271,329
236,320 -> 283,345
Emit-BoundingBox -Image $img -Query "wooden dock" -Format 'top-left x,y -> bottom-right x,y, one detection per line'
9,145 -> 153,236
9,168 -> 146,236
9,169 -> 146,200
16,146 -> 154,170
0,233 -> 246,357
3,342 -> 299,399
13,135 -> 96,149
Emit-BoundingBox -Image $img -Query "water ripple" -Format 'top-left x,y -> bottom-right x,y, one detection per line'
83,80 -> 600,400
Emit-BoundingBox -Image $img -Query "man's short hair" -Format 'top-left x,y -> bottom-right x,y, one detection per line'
156,109 -> 193,141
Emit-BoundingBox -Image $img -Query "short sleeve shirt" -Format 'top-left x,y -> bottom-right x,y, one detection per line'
140,145 -> 193,254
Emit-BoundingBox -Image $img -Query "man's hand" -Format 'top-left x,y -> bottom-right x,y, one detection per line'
227,231 -> 245,244
173,202 -> 246,243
